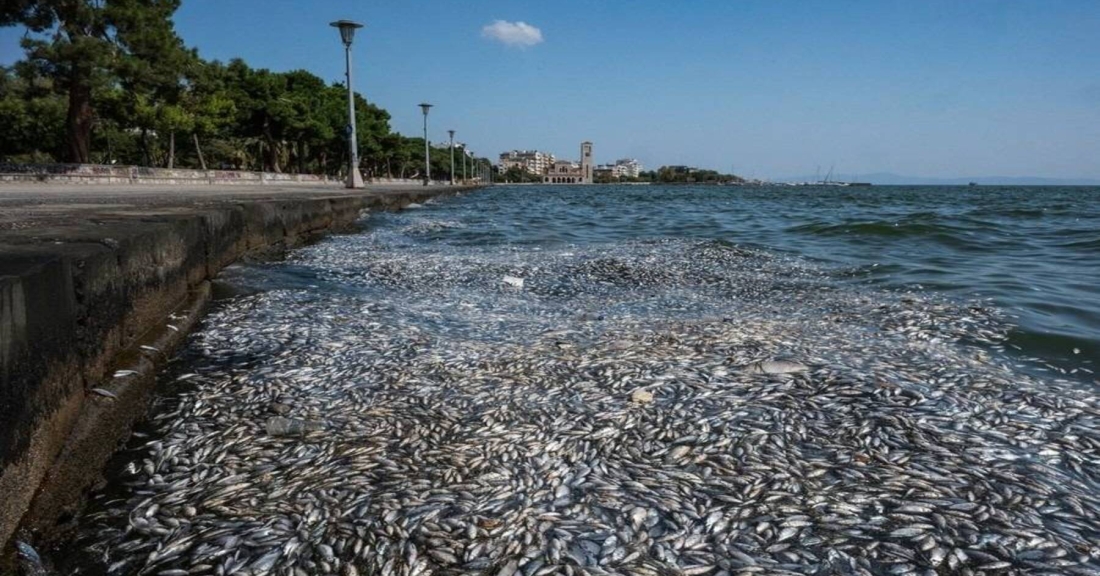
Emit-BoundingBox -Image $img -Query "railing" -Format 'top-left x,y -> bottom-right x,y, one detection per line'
0,163 -> 336,185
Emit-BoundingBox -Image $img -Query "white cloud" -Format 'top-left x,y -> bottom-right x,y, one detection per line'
481,20 -> 544,48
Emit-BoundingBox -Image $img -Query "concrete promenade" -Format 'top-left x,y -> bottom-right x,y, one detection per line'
0,181 -> 441,229
0,182 -> 476,557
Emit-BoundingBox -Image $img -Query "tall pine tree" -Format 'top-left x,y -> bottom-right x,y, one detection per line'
1,0 -> 188,163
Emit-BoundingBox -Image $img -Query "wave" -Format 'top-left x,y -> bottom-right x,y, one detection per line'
786,219 -> 972,243
1050,236 -> 1100,251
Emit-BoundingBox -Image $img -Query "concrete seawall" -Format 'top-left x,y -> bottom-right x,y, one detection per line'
0,184 -> 475,556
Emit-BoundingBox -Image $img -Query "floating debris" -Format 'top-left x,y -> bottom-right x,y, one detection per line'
502,275 -> 525,288
69,211 -> 1100,576
89,388 -> 118,399
265,416 -> 326,437
630,388 -> 654,404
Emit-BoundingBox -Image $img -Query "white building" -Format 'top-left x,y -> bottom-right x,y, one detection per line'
594,159 -> 643,180
613,158 -> 642,178
499,150 -> 556,175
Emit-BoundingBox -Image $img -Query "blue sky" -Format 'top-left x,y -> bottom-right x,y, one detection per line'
2,0 -> 1099,180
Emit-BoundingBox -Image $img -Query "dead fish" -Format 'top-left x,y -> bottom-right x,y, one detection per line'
746,359 -> 810,374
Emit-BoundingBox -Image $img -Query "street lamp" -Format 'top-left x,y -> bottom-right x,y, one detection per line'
419,103 -> 432,185
448,130 -> 455,186
330,19 -> 365,188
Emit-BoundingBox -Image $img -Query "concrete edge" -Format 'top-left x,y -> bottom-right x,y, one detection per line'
0,185 -> 477,562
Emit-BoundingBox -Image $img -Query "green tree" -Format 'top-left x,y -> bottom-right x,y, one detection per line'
184,60 -> 237,169
1,5 -> 476,178
110,0 -> 192,167
1,0 -> 189,163
0,63 -> 67,161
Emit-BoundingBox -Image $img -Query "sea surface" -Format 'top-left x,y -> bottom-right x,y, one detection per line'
60,184 -> 1100,575
366,184 -> 1099,377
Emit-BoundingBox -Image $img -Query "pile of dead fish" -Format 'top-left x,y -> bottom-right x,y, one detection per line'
72,213 -> 1100,576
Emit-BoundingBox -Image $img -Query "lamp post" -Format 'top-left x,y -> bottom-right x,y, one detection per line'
461,144 -> 467,183
330,20 -> 365,189
418,103 -> 432,185
447,130 -> 455,186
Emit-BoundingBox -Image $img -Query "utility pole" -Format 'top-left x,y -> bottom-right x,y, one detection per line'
448,130 -> 455,186
419,103 -> 432,185
330,20 -> 365,188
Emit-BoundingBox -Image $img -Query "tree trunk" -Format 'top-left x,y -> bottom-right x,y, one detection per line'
269,139 -> 281,173
66,80 -> 93,163
140,128 -> 151,166
167,131 -> 175,168
193,133 -> 207,170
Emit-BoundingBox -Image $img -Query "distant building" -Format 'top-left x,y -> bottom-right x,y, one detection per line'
613,158 -> 642,178
544,142 -> 593,184
594,158 -> 643,180
499,150 -> 556,175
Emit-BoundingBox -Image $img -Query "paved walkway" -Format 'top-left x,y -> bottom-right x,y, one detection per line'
0,182 -> 459,231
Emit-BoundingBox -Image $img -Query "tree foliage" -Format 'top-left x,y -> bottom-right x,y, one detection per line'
0,0 -> 188,162
498,166 -> 546,183
642,166 -> 744,184
0,2 -> 490,178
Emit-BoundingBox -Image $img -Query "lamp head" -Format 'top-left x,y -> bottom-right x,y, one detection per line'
419,103 -> 433,115
330,20 -> 364,47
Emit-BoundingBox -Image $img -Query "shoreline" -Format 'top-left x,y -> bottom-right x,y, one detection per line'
0,182 -> 480,559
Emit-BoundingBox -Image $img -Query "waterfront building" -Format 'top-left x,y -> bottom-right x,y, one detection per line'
594,157 -> 642,180
594,158 -> 644,180
499,150 -> 556,175
543,142 -> 593,184
613,158 -> 642,178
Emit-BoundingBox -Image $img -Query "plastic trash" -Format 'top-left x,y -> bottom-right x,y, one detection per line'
265,416 -> 326,437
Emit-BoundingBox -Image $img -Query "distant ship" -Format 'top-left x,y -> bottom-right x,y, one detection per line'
817,166 -> 871,187
818,165 -> 844,186
968,182 -> 978,187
